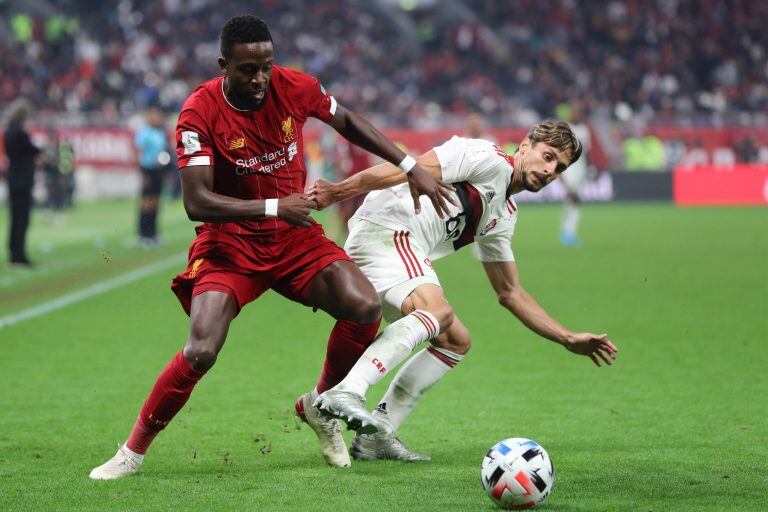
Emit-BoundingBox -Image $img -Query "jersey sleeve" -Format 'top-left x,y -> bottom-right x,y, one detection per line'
472,232 -> 515,262
435,136 -> 505,184
176,100 -> 213,169
299,75 -> 337,122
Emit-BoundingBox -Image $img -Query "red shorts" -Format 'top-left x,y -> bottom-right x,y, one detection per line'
171,222 -> 351,316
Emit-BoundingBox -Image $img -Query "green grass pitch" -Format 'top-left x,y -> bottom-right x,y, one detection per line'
1,199 -> 766,511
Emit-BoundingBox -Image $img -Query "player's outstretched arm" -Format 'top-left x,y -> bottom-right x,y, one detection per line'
307,150 -> 444,210
481,260 -> 618,367
327,104 -> 456,217
181,165 -> 316,226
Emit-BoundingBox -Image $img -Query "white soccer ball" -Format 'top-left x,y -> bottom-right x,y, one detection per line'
481,437 -> 555,509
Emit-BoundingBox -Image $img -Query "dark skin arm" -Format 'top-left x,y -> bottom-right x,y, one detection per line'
328,104 -> 456,217
180,165 -> 316,227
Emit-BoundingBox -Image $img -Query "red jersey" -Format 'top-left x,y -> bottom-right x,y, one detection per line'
175,65 -> 337,234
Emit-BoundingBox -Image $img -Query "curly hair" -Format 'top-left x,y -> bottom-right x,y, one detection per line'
526,119 -> 583,167
220,15 -> 272,58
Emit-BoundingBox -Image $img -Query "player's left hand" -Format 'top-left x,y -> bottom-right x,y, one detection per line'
562,333 -> 618,367
306,179 -> 339,210
407,165 -> 457,218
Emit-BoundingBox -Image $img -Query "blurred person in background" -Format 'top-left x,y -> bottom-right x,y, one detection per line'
559,105 -> 590,247
465,112 -> 496,143
135,106 -> 171,247
42,129 -> 66,224
3,99 -> 41,268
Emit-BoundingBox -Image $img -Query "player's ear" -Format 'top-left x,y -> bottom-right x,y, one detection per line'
519,138 -> 530,154
218,57 -> 228,74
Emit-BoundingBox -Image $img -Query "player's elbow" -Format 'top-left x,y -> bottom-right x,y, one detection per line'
497,288 -> 523,308
183,196 -> 205,221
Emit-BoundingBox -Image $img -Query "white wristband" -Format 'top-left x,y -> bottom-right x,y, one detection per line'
397,155 -> 417,173
264,198 -> 278,217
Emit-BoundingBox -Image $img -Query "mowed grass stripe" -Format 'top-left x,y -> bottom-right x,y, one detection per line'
0,252 -> 185,330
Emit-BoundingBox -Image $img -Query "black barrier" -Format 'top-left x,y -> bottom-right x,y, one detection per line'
612,171 -> 673,201
515,171 -> 672,203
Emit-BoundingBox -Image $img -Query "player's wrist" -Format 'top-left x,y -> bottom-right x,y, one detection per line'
264,198 -> 279,217
397,155 -> 417,174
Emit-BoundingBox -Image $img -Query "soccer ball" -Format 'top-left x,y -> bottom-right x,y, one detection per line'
481,438 -> 554,509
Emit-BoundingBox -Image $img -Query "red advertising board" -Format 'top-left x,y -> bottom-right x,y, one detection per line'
673,165 -> 768,205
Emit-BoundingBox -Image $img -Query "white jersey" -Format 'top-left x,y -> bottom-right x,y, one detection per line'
353,136 -> 519,264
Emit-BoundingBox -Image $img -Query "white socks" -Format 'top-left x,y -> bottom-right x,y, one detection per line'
333,310 -> 439,397
373,344 -> 463,433
561,203 -> 580,236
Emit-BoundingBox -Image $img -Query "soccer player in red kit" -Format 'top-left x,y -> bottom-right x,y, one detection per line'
89,15 -> 455,479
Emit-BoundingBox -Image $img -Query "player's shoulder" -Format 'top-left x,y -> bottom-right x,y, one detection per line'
272,65 -> 318,91
181,77 -> 222,111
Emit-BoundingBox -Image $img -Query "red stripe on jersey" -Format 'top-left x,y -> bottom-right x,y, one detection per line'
412,310 -> 437,338
426,344 -> 457,367
507,199 -> 517,213
403,233 -> 424,275
394,231 -> 414,279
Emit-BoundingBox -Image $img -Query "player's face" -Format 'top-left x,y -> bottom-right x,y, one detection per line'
220,41 -> 275,110
518,140 -> 571,192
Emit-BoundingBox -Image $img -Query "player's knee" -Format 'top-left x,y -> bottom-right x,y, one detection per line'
183,343 -> 219,371
349,294 -> 382,324
432,303 -> 454,333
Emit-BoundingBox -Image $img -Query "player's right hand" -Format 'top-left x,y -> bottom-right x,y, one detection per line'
406,165 -> 457,218
563,333 -> 618,367
277,193 -> 317,227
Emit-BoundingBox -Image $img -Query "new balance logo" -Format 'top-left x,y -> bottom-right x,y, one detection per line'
371,358 -> 386,374
229,138 -> 245,150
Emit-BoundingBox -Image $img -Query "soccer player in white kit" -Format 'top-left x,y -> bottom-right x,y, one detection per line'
311,120 -> 618,461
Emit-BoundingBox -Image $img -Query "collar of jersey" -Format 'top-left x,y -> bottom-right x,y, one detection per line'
221,78 -> 255,113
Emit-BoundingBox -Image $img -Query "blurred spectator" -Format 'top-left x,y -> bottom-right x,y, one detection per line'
0,1 -> 765,124
735,136 -> 759,163
42,129 -> 66,223
135,106 -> 170,247
559,104 -> 591,246
4,99 -> 41,268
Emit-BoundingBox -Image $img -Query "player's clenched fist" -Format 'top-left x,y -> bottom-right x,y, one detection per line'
277,193 -> 317,227
306,179 -> 337,210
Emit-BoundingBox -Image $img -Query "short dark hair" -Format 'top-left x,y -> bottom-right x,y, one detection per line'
220,15 -> 272,59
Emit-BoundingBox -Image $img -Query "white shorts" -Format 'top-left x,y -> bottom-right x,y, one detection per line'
345,218 -> 440,323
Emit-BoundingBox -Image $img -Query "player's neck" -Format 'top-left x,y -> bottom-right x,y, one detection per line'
507,152 -> 523,197
222,76 -> 263,111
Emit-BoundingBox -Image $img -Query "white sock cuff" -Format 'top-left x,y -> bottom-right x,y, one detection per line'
426,344 -> 463,368
122,443 -> 145,463
410,310 -> 439,339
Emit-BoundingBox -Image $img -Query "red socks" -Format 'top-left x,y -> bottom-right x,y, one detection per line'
125,351 -> 206,454
316,319 -> 381,394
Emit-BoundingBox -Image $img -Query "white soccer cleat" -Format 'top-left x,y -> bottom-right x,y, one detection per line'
295,393 -> 351,468
350,433 -> 431,462
89,444 -> 143,480
313,389 -> 382,435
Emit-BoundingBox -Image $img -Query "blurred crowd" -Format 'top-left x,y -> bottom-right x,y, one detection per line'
1,0 -> 766,125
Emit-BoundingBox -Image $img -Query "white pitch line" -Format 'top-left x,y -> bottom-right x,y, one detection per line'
0,253 -> 186,331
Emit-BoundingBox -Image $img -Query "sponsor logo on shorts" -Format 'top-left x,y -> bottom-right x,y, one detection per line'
480,219 -> 497,236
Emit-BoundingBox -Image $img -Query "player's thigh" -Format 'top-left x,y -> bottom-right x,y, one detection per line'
431,315 -> 471,355
303,259 -> 380,322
